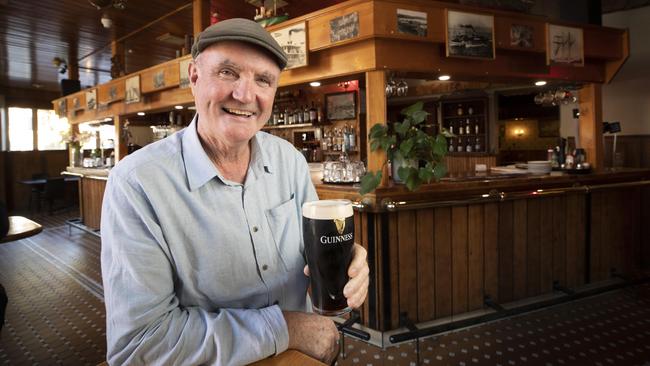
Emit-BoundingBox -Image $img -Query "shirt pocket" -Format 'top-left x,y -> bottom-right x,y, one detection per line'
265,196 -> 302,272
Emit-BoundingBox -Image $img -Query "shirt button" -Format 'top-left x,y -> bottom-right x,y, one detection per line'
262,264 -> 268,271
252,226 -> 259,232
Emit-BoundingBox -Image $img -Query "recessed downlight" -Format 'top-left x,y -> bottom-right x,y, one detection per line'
438,75 -> 451,81
309,81 -> 321,87
535,80 -> 547,86
137,112 -> 145,116
174,105 -> 184,110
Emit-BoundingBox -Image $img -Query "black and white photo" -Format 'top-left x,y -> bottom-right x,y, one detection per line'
272,22 -> 308,70
125,75 -> 140,104
446,10 -> 495,59
153,70 -> 165,89
330,12 -> 359,43
326,91 -> 356,121
86,89 -> 97,110
397,8 -> 427,37
547,24 -> 584,66
511,24 -> 533,48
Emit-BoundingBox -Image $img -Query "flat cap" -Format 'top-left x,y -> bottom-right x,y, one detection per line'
191,18 -> 287,70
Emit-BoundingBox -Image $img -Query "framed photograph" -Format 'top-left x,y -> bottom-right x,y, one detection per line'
57,99 -> 67,116
510,24 -> 533,48
546,24 -> 584,66
330,12 -> 359,43
325,91 -> 356,121
85,89 -> 97,110
271,22 -> 308,70
125,75 -> 141,104
446,10 -> 495,59
538,119 -> 560,137
153,70 -> 165,89
397,9 -> 427,37
179,58 -> 191,89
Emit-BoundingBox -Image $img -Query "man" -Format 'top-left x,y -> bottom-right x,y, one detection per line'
101,18 -> 369,365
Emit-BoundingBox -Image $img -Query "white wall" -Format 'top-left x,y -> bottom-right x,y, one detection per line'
601,6 -> 650,135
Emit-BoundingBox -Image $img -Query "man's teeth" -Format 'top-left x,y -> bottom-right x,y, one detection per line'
225,108 -> 253,117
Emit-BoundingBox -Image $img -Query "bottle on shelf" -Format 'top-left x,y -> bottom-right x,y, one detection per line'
309,102 -> 317,123
303,105 -> 310,124
474,122 -> 479,135
474,137 -> 481,152
317,104 -> 323,123
449,123 -> 454,135
457,137 -> 463,152
465,119 -> 471,135
466,139 -> 472,152
448,138 -> 454,152
297,105 -> 304,124
348,124 -> 356,150
458,121 -> 464,135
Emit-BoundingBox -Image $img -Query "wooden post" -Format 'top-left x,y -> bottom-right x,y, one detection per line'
111,40 -> 126,78
365,70 -> 389,187
193,0 -> 211,38
113,115 -> 127,162
578,83 -> 604,169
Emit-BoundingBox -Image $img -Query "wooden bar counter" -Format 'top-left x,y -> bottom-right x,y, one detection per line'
315,168 -> 650,331
63,167 -> 110,231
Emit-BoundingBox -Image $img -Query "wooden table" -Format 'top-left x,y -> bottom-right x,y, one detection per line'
96,350 -> 326,366
0,216 -> 43,243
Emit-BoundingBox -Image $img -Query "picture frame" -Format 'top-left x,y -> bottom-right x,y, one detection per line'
538,119 -> 560,138
325,91 -> 356,121
125,75 -> 141,104
446,10 -> 495,59
153,70 -> 165,89
510,24 -> 533,48
330,12 -> 359,43
546,24 -> 584,66
179,58 -> 191,89
86,89 -> 97,110
57,99 -> 67,116
397,8 -> 428,37
271,21 -> 308,70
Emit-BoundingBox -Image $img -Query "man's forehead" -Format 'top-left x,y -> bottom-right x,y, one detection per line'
199,41 -> 281,73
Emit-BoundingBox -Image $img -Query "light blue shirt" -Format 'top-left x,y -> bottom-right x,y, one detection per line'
101,115 -> 317,365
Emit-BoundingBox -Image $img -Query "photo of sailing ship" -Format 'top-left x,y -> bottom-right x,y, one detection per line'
397,8 -> 427,37
446,10 -> 494,59
547,24 -> 584,66
272,22 -> 307,70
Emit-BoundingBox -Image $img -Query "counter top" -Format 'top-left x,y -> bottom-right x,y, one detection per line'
314,168 -> 650,211
64,166 -> 111,178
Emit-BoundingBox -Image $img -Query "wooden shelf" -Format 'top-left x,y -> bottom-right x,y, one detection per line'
263,123 -> 312,130
323,150 -> 359,155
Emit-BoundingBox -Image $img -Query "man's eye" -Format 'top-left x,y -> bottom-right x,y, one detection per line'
257,78 -> 272,87
219,69 -> 236,78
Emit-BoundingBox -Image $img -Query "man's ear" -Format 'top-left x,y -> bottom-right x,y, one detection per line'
188,61 -> 199,95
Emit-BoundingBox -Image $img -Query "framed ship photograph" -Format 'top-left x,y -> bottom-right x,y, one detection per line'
85,89 -> 97,110
125,75 -> 141,104
397,8 -> 428,37
271,22 -> 308,70
446,10 -> 495,59
179,58 -> 191,89
510,24 -> 534,48
330,12 -> 359,43
57,99 -> 67,116
546,24 -> 584,66
325,91 -> 356,121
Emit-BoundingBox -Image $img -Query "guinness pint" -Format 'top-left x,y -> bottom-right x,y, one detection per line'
302,199 -> 354,316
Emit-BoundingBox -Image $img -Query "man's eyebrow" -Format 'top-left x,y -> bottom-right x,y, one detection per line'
210,59 -> 241,73
259,71 -> 277,83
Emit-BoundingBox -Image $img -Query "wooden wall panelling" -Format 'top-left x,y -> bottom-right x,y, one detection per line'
388,212 -> 400,328
467,204 -> 484,311
608,189 -> 623,276
97,79 -> 125,105
434,207 -> 452,318
497,201 -> 514,303
6,151 -> 68,211
512,199 -> 528,300
397,210 -> 418,322
526,198 -> 541,296
622,187 -> 641,274
451,205 -> 468,314
565,193 -> 586,288
354,210 -> 368,324
539,197 -> 554,292
590,191 -> 605,282
416,208 -> 435,322
483,202 -> 499,302
551,196 -> 567,286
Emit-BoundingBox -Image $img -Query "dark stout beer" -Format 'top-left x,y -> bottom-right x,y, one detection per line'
302,199 -> 354,316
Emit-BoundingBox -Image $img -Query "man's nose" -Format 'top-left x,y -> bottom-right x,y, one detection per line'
231,77 -> 255,104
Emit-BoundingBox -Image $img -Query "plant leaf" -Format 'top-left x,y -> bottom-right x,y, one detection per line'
433,163 -> 448,180
418,166 -> 434,182
405,169 -> 422,191
399,139 -> 414,157
433,134 -> 448,156
369,124 -> 387,139
359,171 -> 382,195
394,121 -> 410,136
401,101 -> 424,116
410,110 -> 429,125
370,139 -> 381,151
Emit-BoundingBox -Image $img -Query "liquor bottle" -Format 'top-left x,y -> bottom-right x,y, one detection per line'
317,104 -> 323,123
474,137 -> 481,152
449,139 -> 454,152
449,123 -> 454,135
474,123 -> 479,135
465,119 -> 471,135
309,102 -> 317,123
303,105 -> 310,124
466,140 -> 472,152
297,105 -> 304,124
458,121 -> 464,135
457,137 -> 463,152
272,105 -> 279,125
348,125 -> 356,150
284,107 -> 291,124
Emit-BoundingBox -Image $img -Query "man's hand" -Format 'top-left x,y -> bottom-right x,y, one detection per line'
283,311 -> 339,364
304,243 -> 369,309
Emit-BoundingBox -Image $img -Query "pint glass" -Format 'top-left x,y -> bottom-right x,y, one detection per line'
302,199 -> 354,316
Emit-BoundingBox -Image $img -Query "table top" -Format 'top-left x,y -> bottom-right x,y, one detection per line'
1,216 -> 43,243
250,350 -> 326,366
19,176 -> 80,185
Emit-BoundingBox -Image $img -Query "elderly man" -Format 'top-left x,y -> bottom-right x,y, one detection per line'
101,18 -> 369,365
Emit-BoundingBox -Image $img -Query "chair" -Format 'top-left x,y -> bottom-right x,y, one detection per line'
28,173 -> 47,212
42,177 -> 66,214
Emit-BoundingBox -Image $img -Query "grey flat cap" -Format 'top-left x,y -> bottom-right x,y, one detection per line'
191,18 -> 287,70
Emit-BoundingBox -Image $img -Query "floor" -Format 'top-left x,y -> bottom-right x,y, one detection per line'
0,210 -> 649,366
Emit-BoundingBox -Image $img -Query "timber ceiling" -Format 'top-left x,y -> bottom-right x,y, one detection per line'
0,0 -> 646,97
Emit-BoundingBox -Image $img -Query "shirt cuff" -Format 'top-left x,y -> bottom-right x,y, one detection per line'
260,305 -> 289,355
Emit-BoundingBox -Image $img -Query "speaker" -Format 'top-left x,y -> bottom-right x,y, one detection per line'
60,79 -> 81,96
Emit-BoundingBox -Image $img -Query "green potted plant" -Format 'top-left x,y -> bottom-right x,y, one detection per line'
360,101 -> 449,194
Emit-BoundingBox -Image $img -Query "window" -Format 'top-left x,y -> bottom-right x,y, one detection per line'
8,107 -> 33,151
37,109 -> 68,150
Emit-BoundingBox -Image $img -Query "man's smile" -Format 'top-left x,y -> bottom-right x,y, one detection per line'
223,107 -> 255,117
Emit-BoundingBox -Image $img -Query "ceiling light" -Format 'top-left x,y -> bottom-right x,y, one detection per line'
309,81 -> 321,87
187,106 -> 196,110
174,105 -> 184,110
137,112 -> 145,116
438,75 -> 451,81
535,80 -> 547,86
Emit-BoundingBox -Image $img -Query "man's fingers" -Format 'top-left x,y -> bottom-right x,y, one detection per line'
343,264 -> 369,297
304,264 -> 310,277
348,244 -> 367,277
347,275 -> 369,309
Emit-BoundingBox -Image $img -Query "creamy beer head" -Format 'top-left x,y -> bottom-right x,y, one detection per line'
302,199 -> 354,316
302,199 -> 353,220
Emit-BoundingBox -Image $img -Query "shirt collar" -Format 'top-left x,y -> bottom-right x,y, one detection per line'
182,115 -> 273,191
